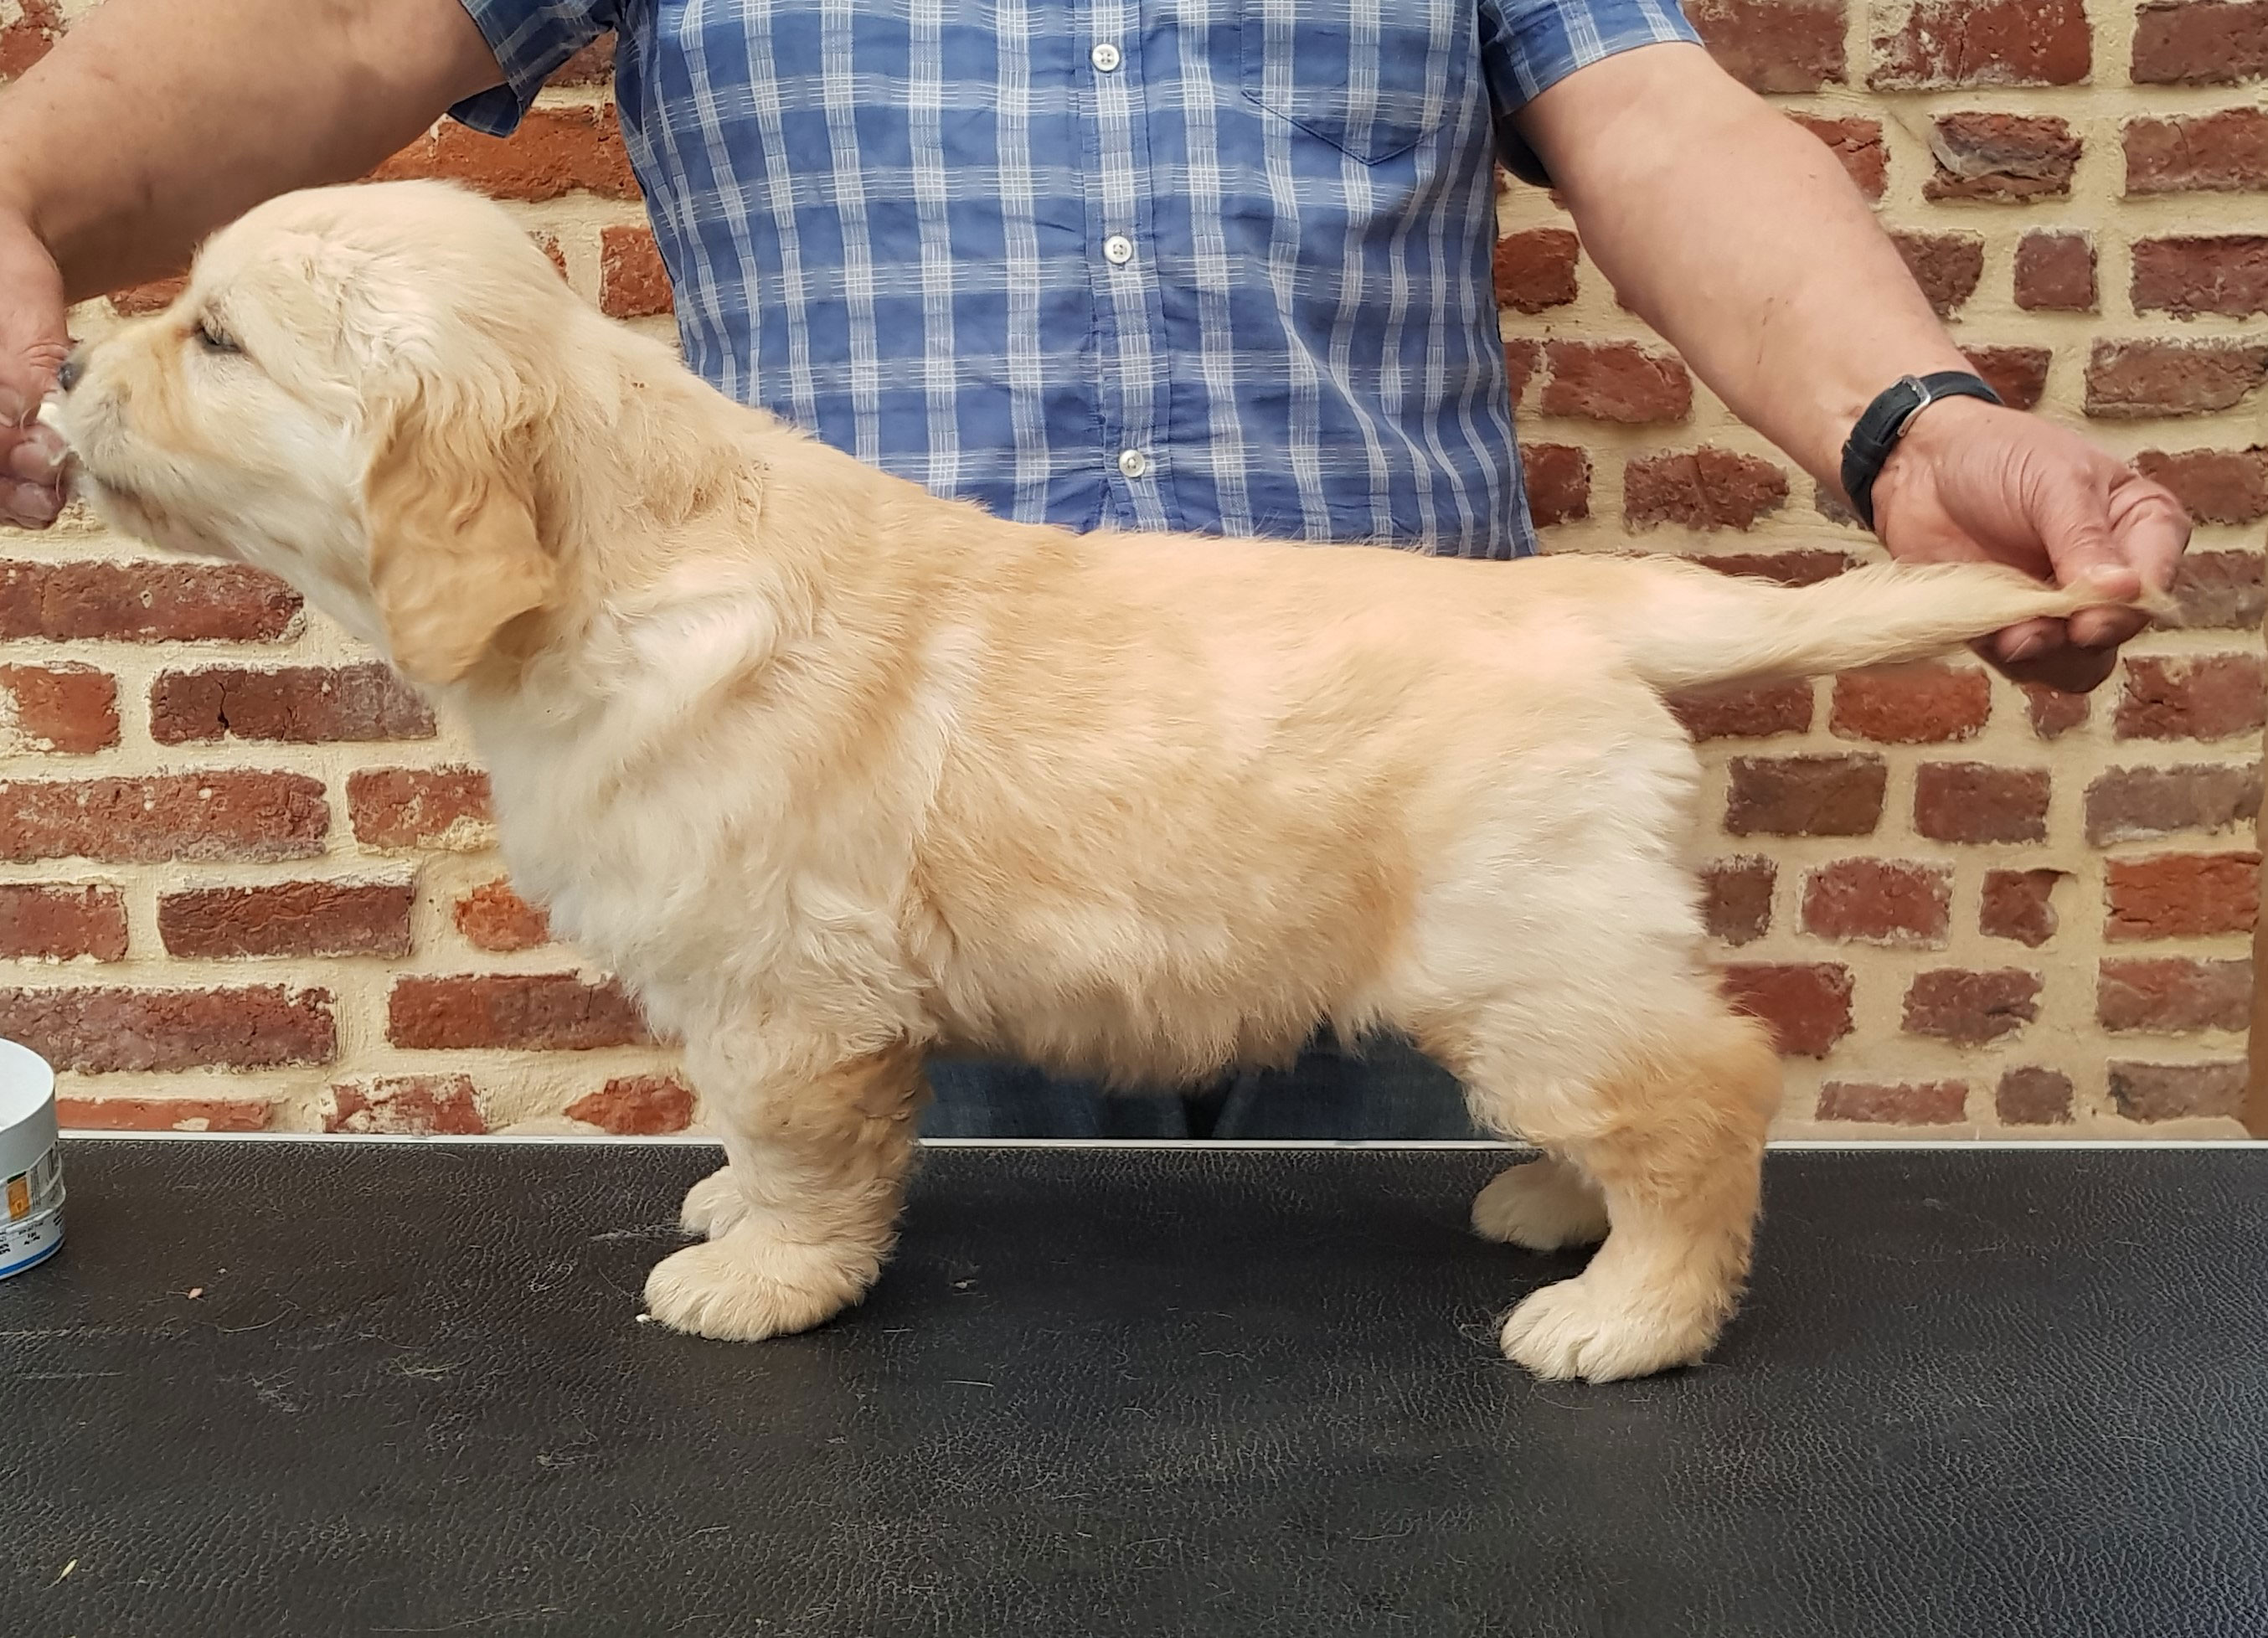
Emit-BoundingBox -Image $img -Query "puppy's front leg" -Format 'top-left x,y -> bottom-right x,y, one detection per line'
645,1042 -> 928,1342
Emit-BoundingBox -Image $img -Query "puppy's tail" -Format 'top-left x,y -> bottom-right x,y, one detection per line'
1576,556 -> 2170,693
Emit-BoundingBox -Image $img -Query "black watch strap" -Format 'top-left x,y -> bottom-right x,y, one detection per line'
1838,370 -> 2003,533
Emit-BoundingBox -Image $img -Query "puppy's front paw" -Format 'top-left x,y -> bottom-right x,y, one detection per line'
642,1224 -> 879,1342
678,1165 -> 749,1239
1498,1275 -> 1720,1383
1471,1162 -> 1609,1251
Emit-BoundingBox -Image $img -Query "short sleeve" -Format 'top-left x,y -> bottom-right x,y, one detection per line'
446,0 -> 619,136
1479,0 -> 1704,185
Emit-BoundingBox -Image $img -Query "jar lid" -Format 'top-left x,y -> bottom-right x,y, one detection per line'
0,1038 -> 58,1180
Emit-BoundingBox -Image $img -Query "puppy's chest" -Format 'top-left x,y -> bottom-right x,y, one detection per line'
483,751 -> 912,999
499,791 -> 755,939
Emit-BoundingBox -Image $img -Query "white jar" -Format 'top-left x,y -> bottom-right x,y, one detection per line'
0,1038 -> 62,1278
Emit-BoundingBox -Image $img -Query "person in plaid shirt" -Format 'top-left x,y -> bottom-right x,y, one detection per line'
0,1 -> 2188,1138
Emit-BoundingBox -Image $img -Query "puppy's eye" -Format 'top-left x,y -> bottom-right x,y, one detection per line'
196,321 -> 240,355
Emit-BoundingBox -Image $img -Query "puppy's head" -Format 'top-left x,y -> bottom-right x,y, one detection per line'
57,180 -> 576,685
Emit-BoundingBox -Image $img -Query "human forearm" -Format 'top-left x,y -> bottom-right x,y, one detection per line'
1513,43 -> 1968,493
1510,39 -> 2188,695
0,0 -> 502,300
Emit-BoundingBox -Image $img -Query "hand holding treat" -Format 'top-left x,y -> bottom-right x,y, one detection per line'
0,203 -> 70,528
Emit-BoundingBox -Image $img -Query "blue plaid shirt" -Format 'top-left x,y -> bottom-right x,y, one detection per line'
453,0 -> 1698,558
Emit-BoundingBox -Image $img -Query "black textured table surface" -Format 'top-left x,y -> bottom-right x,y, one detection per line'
3,1140 -> 2265,1637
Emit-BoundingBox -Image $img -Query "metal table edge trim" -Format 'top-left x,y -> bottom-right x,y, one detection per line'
53,1131 -> 2268,1152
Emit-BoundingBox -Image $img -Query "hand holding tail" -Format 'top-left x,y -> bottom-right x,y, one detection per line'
1869,397 -> 2189,694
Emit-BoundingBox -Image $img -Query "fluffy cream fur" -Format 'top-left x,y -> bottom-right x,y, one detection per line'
54,181 -> 2155,1382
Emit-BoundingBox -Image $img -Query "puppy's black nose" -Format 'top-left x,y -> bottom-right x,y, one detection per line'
56,348 -> 84,393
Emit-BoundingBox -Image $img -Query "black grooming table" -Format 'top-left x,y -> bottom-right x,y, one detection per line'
4,1141 -> 2265,1637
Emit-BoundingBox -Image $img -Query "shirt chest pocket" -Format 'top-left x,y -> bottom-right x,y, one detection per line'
1240,0 -> 1475,164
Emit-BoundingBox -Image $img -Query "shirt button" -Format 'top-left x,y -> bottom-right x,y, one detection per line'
1117,448 -> 1149,479
1090,42 -> 1122,72
1103,234 -> 1134,265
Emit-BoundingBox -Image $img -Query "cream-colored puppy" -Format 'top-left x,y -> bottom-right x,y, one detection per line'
55,181 -> 2150,1382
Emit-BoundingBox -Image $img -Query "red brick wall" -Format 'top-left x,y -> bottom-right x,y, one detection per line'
1503,0 -> 2265,1135
2,0 -> 2260,1136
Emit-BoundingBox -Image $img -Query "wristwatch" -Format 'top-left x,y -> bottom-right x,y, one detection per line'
1838,371 -> 2003,533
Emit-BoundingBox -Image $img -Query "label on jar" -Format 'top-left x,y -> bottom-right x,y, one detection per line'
0,1203 -> 62,1276
0,1145 -> 63,1277
6,1146 -> 61,1220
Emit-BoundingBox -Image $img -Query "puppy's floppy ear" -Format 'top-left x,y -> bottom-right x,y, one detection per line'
363,389 -> 555,686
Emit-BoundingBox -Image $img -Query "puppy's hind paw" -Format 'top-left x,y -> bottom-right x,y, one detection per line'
642,1224 -> 879,1342
678,1165 -> 749,1239
1499,1275 -> 1720,1383
1471,1161 -> 1609,1251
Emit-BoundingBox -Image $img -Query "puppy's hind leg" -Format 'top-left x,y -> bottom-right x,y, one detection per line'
645,1041 -> 929,1342
1438,994 -> 1780,1383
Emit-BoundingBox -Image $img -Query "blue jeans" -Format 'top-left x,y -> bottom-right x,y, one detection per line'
918,1034 -> 1487,1141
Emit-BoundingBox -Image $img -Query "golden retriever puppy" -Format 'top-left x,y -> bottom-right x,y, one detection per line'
53,181 -> 2151,1382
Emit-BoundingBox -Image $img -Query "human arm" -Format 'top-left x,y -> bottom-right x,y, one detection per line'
1511,42 -> 2188,693
0,0 -> 506,525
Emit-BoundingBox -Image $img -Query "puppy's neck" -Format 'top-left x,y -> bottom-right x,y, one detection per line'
439,310 -> 1012,762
